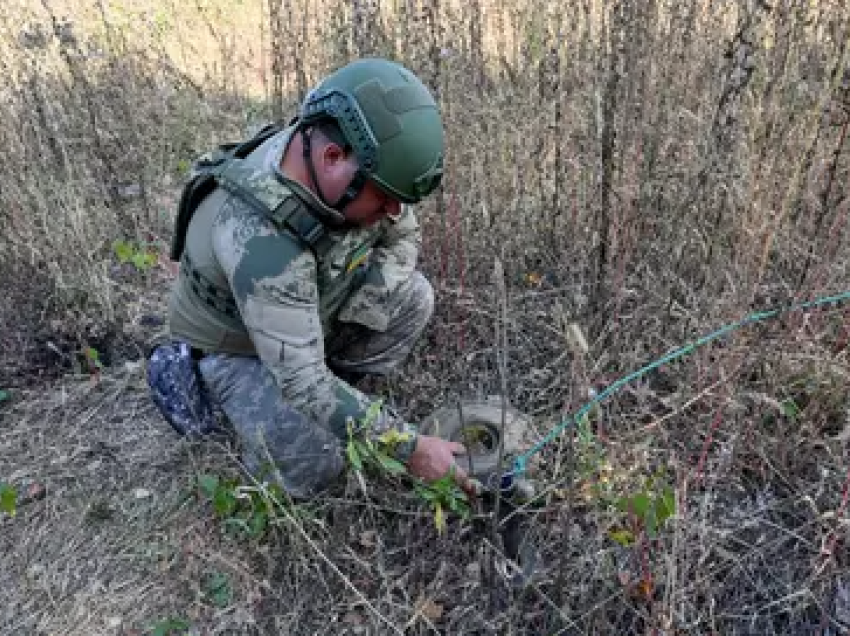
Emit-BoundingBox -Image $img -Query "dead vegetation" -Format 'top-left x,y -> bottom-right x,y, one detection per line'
1,0 -> 849,634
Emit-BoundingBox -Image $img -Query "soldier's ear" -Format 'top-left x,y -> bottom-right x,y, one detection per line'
317,141 -> 340,171
321,141 -> 358,178
322,140 -> 344,163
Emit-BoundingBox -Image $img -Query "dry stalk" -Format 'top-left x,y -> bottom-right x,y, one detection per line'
240,469 -> 408,635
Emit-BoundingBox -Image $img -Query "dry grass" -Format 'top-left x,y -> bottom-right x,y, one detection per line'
2,282 -> 849,635
2,0 -> 850,634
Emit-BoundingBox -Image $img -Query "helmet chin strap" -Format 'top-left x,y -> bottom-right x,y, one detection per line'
300,126 -> 368,213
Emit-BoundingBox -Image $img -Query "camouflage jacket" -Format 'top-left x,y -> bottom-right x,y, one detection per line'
168,126 -> 419,449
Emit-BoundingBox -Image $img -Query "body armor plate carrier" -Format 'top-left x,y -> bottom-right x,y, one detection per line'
170,124 -> 332,317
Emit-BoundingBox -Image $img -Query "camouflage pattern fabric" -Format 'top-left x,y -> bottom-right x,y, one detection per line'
326,270 -> 433,376
198,271 -> 431,495
146,341 -> 217,437
169,126 -> 423,347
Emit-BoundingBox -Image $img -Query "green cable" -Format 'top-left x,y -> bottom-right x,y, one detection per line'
511,289 -> 850,477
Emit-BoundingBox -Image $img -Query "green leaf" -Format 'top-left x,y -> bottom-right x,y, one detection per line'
608,529 -> 635,546
113,240 -> 133,263
446,491 -> 470,515
0,483 -> 17,516
212,487 -> 237,518
655,487 -> 676,526
645,508 -> 658,537
413,483 -> 438,503
131,253 -> 144,269
247,510 -> 268,537
429,471 -> 457,495
197,474 -> 219,499
375,452 -> 406,475
85,347 -> 103,369
356,439 -> 373,457
132,252 -> 155,270
629,493 -> 651,519
346,441 -> 363,472
780,399 -> 800,419
361,399 -> 384,427
149,617 -> 190,636
223,516 -> 252,537
433,502 -> 446,535
202,571 -> 233,608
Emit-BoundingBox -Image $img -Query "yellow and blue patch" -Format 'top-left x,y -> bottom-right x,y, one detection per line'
346,244 -> 372,273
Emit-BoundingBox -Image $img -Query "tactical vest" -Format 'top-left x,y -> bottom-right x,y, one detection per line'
171,124 -> 335,316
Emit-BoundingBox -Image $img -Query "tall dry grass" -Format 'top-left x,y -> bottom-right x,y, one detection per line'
0,0 -> 270,380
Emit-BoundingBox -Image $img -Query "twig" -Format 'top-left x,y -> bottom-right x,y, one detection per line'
480,535 -> 581,632
240,472 -> 405,635
489,256 -> 510,612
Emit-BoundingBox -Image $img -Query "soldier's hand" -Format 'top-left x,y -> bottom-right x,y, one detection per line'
406,434 -> 477,497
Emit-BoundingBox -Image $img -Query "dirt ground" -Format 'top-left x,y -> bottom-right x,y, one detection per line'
0,359 -> 525,635
2,275 -> 850,635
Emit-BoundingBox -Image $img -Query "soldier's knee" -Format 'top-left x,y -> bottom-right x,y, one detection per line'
241,412 -> 346,499
280,453 -> 345,498
301,448 -> 346,493
244,439 -> 345,499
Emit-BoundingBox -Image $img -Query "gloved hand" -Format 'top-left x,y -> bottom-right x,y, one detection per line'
405,434 -> 479,497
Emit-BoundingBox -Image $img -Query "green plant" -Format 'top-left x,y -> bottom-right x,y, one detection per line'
780,397 -> 801,420
573,409 -> 613,498
608,474 -> 676,546
346,400 -> 469,534
413,469 -> 471,535
0,482 -> 17,516
112,239 -> 158,271
345,401 -> 408,476
148,617 -> 190,636
84,346 -> 104,372
201,570 -> 233,608
197,473 -> 278,539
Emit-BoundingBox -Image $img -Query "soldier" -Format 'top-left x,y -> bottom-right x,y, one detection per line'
147,58 -> 474,499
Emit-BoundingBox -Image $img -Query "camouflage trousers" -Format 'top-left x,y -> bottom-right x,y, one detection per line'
198,271 -> 433,498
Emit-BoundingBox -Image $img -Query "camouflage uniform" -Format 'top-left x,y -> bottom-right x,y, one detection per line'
167,126 -> 430,497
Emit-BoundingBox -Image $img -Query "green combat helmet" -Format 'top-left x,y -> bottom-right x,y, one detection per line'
298,58 -> 444,209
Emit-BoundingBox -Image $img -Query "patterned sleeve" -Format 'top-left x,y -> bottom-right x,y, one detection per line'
336,205 -> 421,332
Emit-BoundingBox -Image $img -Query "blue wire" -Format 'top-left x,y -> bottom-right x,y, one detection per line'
511,289 -> 850,478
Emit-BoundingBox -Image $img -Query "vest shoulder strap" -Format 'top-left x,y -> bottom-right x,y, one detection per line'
170,123 -> 286,261
216,158 -> 331,256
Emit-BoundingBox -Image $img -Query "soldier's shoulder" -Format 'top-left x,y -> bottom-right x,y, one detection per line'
225,225 -> 316,302
213,197 -> 312,273
210,190 -> 265,232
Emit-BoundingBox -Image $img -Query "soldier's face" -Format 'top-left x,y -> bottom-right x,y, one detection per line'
319,145 -> 401,225
342,179 -> 402,226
